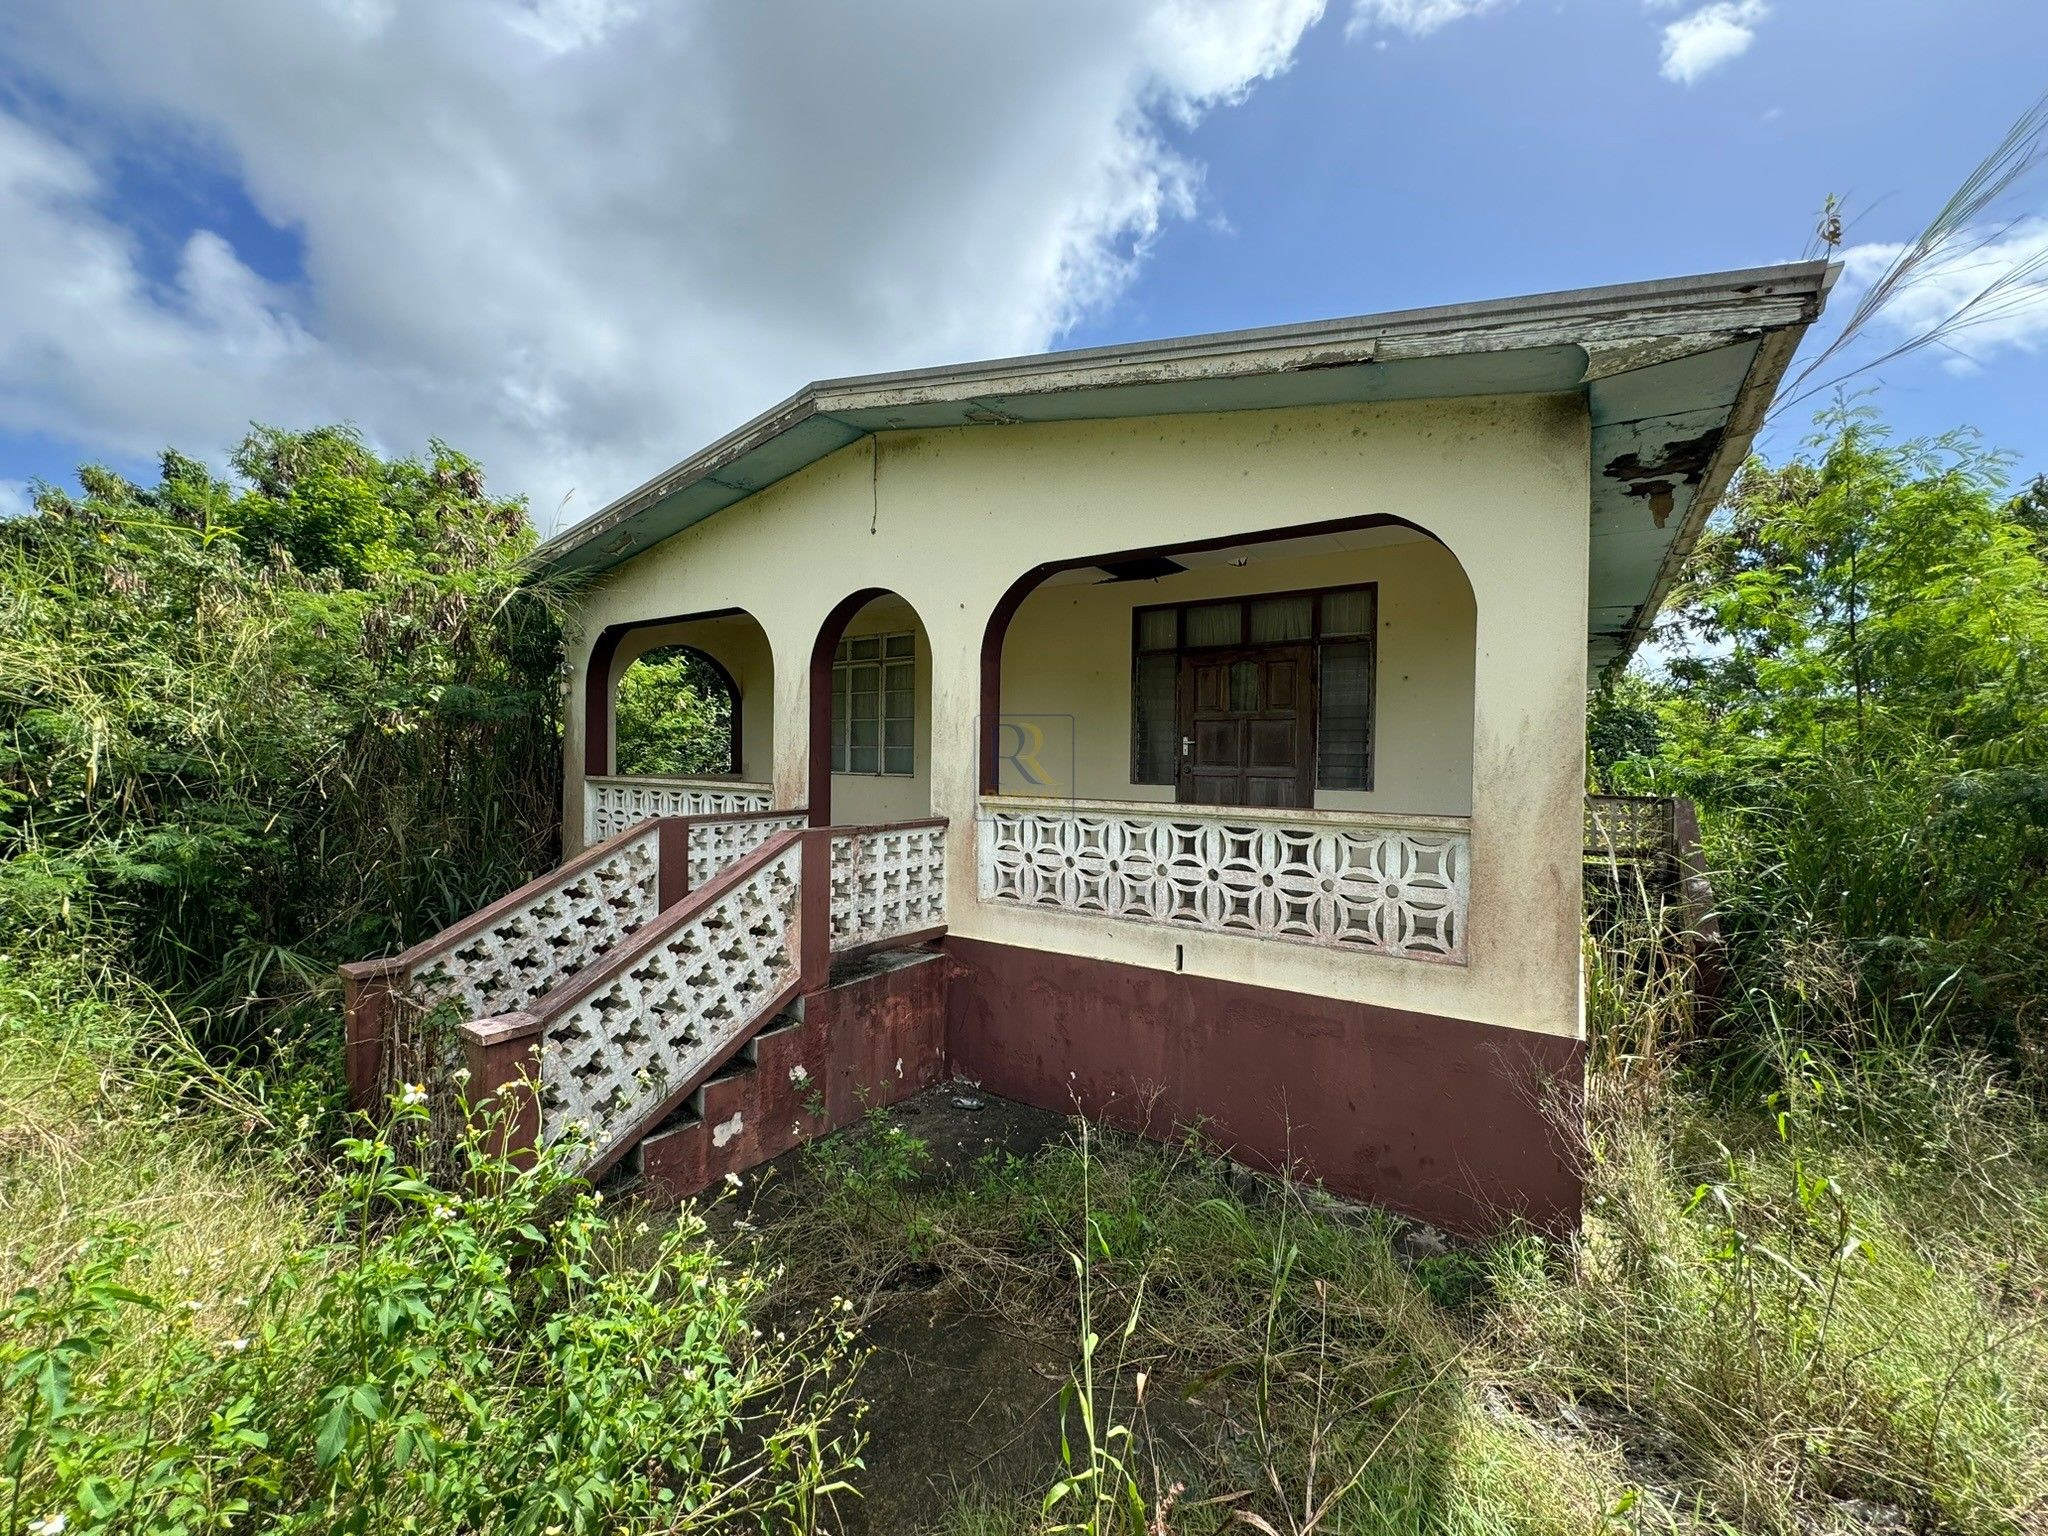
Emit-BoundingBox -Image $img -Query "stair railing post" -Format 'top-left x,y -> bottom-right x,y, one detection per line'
656,815 -> 692,910
338,957 -> 402,1113
799,826 -> 835,994
457,1011 -> 546,1168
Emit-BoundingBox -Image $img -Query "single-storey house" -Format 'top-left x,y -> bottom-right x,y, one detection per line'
343,261 -> 1836,1230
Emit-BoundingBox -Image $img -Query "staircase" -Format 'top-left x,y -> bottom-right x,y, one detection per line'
340,810 -> 948,1184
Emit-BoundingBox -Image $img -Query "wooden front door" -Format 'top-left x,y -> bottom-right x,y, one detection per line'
1176,646 -> 1314,807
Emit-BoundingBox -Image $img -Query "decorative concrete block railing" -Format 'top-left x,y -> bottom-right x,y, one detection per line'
823,819 -> 949,953
342,806 -> 806,1118
583,774 -> 774,844
492,830 -> 807,1179
344,812 -> 950,1182
977,797 -> 1469,963
684,808 -> 810,886
1584,794 -> 1677,867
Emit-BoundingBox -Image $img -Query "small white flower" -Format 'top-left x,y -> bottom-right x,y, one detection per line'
450,1067 -> 472,1085
634,1221 -> 650,1237
733,1218 -> 756,1232
724,1171 -> 743,1189
399,1082 -> 429,1108
28,1513 -> 66,1536
226,1337 -> 250,1353
787,1064 -> 808,1083
590,1190 -> 603,1206
431,1205 -> 455,1222
184,1299 -> 204,1313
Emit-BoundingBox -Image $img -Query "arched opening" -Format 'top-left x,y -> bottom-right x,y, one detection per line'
581,608 -> 777,842
807,589 -> 933,826
613,645 -> 740,777
979,514 -> 1476,817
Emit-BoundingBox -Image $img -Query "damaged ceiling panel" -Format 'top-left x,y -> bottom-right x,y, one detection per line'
542,263 -> 1836,674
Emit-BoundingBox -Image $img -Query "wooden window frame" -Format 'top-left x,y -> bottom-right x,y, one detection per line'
832,631 -> 916,777
1129,582 -> 1376,792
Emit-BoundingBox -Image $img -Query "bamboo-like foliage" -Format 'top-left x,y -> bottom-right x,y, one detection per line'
0,427 -> 565,1048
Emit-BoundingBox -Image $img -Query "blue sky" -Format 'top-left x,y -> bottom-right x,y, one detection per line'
3,0 -> 2045,526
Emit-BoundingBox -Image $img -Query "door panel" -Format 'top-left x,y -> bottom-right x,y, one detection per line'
1176,644 -> 1313,808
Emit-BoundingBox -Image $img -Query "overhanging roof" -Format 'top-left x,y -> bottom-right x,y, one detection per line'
539,260 -> 1838,672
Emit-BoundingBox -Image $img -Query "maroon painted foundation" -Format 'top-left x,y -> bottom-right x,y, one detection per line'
944,938 -> 1585,1233
637,934 -> 1583,1235
636,952 -> 950,1198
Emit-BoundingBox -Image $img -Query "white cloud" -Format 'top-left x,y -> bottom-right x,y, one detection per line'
0,480 -> 31,518
1839,220 -> 2048,372
1347,0 -> 1511,37
0,0 -> 1326,531
1659,0 -> 1768,84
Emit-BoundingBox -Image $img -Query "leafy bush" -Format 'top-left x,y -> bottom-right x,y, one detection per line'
2,1064 -> 865,1535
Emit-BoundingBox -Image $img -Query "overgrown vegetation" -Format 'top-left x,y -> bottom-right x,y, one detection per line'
0,433 -> 861,1532
0,428 -> 562,1049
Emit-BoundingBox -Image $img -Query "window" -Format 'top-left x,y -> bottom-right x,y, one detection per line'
1130,584 -> 1376,791
832,631 -> 915,775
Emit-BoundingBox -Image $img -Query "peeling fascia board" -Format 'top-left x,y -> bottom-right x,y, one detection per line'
1601,264 -> 1842,671
538,260 -> 1838,579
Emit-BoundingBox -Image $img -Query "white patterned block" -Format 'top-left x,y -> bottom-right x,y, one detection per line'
537,839 -> 803,1173
829,823 -> 947,950
584,776 -> 773,844
405,824 -> 663,1020
687,813 -> 809,887
977,805 -> 1467,962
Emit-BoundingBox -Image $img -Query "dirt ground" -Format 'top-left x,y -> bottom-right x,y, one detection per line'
699,1083 -> 1234,1531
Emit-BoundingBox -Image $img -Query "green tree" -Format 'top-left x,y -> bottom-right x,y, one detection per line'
612,647 -> 734,775
1642,408 -> 2048,1060
0,430 -> 562,1045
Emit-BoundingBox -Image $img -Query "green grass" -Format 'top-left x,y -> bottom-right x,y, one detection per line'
0,950 -> 865,1534
744,1041 -> 2048,1534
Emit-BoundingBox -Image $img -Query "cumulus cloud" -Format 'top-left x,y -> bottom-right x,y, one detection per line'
0,0 -> 1325,530
1659,0 -> 1768,84
1347,0 -> 1512,37
1839,219 -> 2048,372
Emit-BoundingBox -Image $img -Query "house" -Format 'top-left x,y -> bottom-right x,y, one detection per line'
342,261 -> 1836,1231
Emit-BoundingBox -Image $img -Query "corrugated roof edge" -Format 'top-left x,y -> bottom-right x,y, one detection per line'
536,259 -> 1839,594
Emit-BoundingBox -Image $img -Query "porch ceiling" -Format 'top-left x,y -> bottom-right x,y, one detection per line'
539,262 -> 1838,673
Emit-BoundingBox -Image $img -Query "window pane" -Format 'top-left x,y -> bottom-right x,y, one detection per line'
1249,595 -> 1311,644
850,742 -> 880,774
1131,652 -> 1176,783
1136,608 -> 1177,652
834,639 -> 851,662
885,690 -> 913,722
1318,639 -> 1373,790
1321,587 -> 1372,638
884,632 -> 914,658
884,660 -> 914,694
831,742 -> 847,772
850,719 -> 879,751
1184,601 -> 1240,647
883,745 -> 914,775
849,635 -> 882,661
1229,659 -> 1259,712
884,717 -> 913,749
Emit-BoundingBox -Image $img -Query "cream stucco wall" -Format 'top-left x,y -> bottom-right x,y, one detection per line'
561,394 -> 1590,1040
997,536 -> 1475,815
828,594 -> 934,825
609,612 -> 775,782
